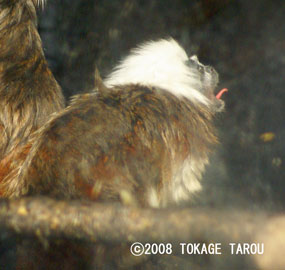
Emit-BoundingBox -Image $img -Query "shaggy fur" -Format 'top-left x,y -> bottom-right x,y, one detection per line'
0,0 -> 65,194
3,39 -> 224,208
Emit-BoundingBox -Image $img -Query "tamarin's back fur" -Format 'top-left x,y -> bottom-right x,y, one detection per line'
4,39 -> 225,208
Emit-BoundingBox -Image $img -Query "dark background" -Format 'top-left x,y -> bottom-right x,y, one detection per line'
38,0 -> 285,211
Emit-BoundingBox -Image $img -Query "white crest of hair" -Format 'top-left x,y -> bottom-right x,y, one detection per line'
104,38 -> 210,106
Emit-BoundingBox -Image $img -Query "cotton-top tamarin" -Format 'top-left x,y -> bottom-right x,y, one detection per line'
2,38 -> 227,208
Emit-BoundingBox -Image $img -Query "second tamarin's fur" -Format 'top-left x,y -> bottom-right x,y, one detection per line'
0,0 -> 65,157
0,0 -> 65,197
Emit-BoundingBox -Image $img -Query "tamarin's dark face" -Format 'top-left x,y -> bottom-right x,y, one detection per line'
188,55 -> 227,112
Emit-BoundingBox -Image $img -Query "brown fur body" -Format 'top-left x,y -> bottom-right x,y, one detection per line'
7,83 -> 218,207
0,0 -> 65,194
2,75 -> 220,269
0,3 -> 223,267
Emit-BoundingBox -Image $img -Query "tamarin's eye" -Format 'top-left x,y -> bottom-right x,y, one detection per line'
186,59 -> 204,73
206,66 -> 215,73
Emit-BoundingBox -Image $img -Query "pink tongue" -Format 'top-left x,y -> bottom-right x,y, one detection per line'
216,88 -> 228,99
